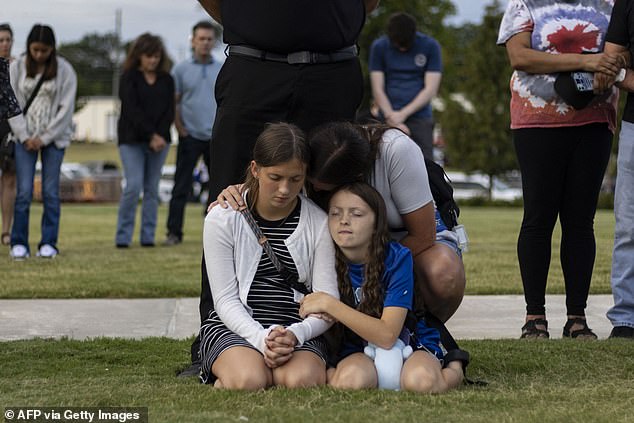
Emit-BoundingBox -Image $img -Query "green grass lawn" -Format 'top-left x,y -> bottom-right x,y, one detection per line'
65,141 -> 177,167
464,206 -> 615,295
1,203 -> 624,423
0,204 -> 615,298
52,140 -> 616,297
1,338 -> 632,423
0,203 -> 206,298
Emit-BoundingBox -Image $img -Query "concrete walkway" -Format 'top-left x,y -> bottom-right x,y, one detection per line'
0,295 -> 615,341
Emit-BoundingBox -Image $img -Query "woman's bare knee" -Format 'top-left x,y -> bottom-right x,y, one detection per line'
401,365 -> 442,393
329,355 -> 377,389
330,367 -> 375,389
279,369 -> 325,388
217,368 -> 269,390
401,352 -> 449,394
273,352 -> 326,388
415,245 -> 465,320
212,348 -> 270,390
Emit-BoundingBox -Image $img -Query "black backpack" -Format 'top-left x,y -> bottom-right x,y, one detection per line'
425,158 -> 460,229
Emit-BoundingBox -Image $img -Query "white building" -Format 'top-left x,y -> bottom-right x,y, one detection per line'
73,96 -> 120,143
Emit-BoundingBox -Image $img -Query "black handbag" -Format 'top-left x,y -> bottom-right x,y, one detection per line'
554,71 -> 596,110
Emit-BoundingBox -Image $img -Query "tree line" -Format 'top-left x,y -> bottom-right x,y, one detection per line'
58,0 -> 516,181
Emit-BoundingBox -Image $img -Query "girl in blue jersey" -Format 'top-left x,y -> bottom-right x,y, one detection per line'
299,182 -> 463,392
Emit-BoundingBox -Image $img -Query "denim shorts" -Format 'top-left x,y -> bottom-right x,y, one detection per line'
436,229 -> 462,258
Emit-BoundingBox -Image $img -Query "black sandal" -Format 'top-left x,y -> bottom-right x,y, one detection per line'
563,318 -> 597,339
520,318 -> 549,339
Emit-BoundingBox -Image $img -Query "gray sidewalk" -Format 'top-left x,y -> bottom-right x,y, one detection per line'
0,295 -> 615,341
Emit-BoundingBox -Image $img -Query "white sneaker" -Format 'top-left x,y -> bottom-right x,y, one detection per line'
37,244 -> 58,258
10,244 -> 30,260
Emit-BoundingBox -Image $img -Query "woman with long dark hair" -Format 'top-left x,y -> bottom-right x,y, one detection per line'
307,122 -> 465,323
115,33 -> 174,248
9,24 -> 76,259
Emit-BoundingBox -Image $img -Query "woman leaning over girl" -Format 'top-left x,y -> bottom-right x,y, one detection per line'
300,182 -> 464,392
199,123 -> 339,389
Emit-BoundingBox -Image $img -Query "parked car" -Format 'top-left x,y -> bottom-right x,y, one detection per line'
158,162 -> 209,204
445,171 -> 523,201
35,162 -> 92,180
158,164 -> 176,204
34,162 -> 122,202
82,160 -> 121,177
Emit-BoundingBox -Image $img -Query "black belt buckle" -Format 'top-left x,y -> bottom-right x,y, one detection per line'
287,51 -> 312,65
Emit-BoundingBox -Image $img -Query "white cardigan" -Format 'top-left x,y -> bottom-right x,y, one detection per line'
9,55 -> 77,148
203,193 -> 339,353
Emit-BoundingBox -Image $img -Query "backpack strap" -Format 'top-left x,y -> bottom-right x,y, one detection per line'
424,158 -> 460,229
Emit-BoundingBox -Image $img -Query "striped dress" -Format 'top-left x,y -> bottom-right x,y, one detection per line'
200,199 -> 329,384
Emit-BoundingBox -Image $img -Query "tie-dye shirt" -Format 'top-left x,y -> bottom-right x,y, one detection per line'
497,0 -> 618,131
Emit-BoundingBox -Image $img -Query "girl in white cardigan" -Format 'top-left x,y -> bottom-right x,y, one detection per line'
200,123 -> 339,389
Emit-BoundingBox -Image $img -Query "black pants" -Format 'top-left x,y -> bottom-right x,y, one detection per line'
513,123 -> 612,316
208,55 -> 363,199
189,55 -> 363,363
406,116 -> 435,160
166,135 -> 210,240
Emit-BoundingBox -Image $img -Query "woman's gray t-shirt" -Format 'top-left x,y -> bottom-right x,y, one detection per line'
369,129 -> 433,240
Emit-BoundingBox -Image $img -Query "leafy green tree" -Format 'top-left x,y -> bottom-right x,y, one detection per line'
440,0 -> 516,196
59,32 -> 123,100
439,22 -> 479,95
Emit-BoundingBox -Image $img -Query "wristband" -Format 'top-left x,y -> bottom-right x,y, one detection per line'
616,68 -> 627,83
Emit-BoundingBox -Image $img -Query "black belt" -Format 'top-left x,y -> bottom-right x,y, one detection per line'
227,45 -> 358,65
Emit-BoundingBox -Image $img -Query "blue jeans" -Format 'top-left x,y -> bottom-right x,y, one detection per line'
608,121 -> 634,329
11,141 -> 65,252
116,143 -> 169,246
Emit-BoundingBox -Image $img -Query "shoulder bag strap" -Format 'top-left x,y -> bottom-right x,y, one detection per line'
22,63 -> 49,116
239,207 -> 310,294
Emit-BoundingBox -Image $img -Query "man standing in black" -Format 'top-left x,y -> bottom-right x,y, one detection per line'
200,0 -> 378,199
179,0 -> 380,376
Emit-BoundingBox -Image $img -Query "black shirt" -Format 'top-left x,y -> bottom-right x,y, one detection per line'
117,69 -> 175,145
221,0 -> 366,53
606,0 -> 634,123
